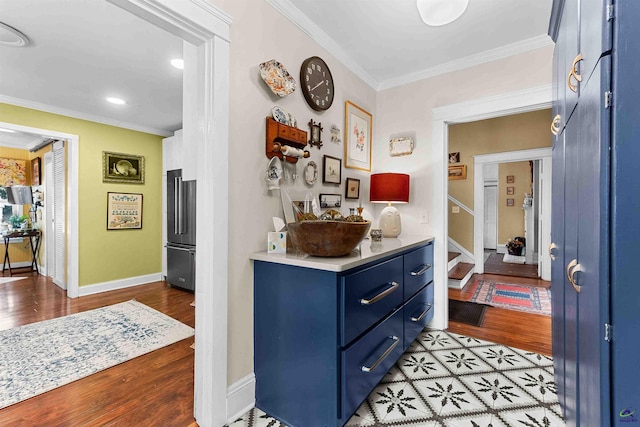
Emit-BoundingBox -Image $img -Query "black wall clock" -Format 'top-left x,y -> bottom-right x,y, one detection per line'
300,56 -> 335,111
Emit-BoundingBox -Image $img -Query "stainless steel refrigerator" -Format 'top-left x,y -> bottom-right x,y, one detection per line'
166,169 -> 196,291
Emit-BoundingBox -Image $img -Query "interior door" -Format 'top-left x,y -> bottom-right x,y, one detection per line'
483,185 -> 497,249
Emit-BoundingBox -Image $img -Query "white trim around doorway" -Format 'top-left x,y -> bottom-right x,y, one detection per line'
431,85 -> 552,330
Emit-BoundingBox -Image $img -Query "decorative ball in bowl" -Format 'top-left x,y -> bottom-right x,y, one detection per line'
287,220 -> 371,257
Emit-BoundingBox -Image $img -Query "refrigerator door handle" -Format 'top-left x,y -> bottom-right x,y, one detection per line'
174,176 -> 184,234
166,245 -> 192,252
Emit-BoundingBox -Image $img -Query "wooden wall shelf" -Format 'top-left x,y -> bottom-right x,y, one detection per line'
265,117 -> 309,163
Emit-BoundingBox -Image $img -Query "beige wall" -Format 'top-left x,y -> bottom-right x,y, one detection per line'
446,109 -> 551,252
498,161 -> 530,244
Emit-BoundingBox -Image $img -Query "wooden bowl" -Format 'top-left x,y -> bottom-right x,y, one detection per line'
287,220 -> 371,257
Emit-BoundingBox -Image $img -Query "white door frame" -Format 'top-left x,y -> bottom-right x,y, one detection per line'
431,85 -> 552,330
483,183 -> 498,250
473,148 -> 552,280
0,121 -> 78,297
106,1 -> 231,425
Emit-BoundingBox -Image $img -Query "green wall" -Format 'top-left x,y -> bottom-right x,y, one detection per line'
0,102 -> 163,286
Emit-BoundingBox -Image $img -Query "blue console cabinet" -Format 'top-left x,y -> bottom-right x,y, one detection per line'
252,237 -> 434,427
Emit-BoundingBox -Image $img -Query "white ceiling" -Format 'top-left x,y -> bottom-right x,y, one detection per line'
0,0 -> 553,148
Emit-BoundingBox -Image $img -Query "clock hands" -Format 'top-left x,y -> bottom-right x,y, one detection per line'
310,80 -> 325,91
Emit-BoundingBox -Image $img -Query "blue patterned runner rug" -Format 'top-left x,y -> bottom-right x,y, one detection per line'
0,300 -> 194,409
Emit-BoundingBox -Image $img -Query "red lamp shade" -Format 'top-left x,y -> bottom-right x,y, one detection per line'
370,173 -> 410,204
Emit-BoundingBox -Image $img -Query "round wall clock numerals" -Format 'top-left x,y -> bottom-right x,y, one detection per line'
300,56 -> 335,111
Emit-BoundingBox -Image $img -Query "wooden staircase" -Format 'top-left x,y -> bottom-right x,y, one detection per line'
448,251 -> 474,289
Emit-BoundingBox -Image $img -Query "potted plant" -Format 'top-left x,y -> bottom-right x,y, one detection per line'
9,214 -> 30,230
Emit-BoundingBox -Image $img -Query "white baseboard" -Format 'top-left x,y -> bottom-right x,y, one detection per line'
226,373 -> 255,423
447,238 -> 474,264
78,272 -> 163,296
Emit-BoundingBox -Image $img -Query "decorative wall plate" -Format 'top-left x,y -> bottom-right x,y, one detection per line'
304,161 -> 318,185
271,106 -> 288,124
259,59 -> 296,97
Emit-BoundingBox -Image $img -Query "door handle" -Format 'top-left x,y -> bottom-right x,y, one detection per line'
567,53 -> 583,93
548,242 -> 558,261
566,258 -> 582,293
174,176 -> 181,234
550,114 -> 561,136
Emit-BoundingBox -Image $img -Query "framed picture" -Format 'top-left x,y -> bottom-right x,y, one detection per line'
107,192 -> 143,229
102,151 -> 145,184
389,137 -> 414,157
323,155 -> 342,184
507,198 -> 515,207
345,177 -> 360,199
448,164 -> 467,180
344,100 -> 372,171
507,186 -> 514,195
319,193 -> 342,209
31,157 -> 41,186
308,119 -> 323,149
506,175 -> 515,184
448,152 -> 460,163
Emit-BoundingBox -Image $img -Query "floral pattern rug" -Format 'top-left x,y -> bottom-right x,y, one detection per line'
228,330 -> 564,427
0,300 -> 194,409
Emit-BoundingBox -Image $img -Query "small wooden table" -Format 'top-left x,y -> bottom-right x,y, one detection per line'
2,229 -> 41,276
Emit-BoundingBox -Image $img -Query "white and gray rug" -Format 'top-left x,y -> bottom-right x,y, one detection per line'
229,330 -> 564,427
0,300 -> 194,409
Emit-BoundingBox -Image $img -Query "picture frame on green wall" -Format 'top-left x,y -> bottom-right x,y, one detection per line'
107,192 -> 143,230
102,151 -> 145,184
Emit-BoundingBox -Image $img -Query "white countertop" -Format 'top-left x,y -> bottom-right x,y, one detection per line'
250,235 -> 434,272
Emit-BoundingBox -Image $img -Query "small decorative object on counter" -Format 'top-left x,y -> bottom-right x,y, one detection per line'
268,231 -> 287,254
319,209 -> 343,221
370,229 -> 383,242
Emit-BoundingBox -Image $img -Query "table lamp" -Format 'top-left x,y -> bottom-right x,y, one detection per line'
370,173 -> 410,238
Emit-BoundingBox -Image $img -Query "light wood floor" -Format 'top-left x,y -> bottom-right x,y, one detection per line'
0,273 -> 197,427
0,270 -> 551,426
448,272 -> 552,356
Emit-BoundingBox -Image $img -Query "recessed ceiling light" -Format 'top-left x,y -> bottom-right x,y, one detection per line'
0,22 -> 30,47
416,0 -> 469,27
0,128 -> 17,133
106,97 -> 126,105
170,58 -> 184,70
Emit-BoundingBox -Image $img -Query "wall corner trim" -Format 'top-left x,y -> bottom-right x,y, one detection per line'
77,273 -> 163,297
226,373 -> 256,424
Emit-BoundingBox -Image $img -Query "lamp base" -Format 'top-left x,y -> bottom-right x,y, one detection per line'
379,205 -> 401,238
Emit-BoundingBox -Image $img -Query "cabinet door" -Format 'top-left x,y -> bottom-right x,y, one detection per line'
579,0 -> 613,88
559,0 -> 580,124
575,56 -> 612,427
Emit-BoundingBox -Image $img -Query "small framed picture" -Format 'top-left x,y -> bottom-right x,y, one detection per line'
323,155 -> 342,184
448,152 -> 460,163
308,119 -> 323,149
506,186 -> 514,195
345,177 -> 360,199
506,175 -> 515,183
319,193 -> 342,209
107,192 -> 143,229
31,157 -> 41,186
448,164 -> 467,180
102,151 -> 145,184
507,198 -> 515,207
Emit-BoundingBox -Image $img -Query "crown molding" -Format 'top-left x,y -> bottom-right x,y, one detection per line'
378,34 -> 554,90
0,94 -> 173,137
265,0 -> 379,89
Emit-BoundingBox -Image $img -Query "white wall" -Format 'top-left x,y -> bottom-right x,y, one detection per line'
211,0 -> 554,386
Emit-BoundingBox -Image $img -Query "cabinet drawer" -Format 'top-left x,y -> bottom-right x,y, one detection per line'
341,308 -> 404,420
403,283 -> 434,350
342,257 -> 403,346
403,243 -> 433,301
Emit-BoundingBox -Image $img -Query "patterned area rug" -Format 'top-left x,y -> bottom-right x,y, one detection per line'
469,280 -> 551,316
229,330 -> 564,426
0,300 -> 194,409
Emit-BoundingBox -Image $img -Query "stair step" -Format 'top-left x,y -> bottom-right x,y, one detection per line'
448,251 -> 461,262
448,262 -> 474,280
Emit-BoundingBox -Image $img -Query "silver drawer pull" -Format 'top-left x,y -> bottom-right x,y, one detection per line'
361,336 -> 399,373
360,281 -> 399,305
411,304 -> 433,322
410,264 -> 431,276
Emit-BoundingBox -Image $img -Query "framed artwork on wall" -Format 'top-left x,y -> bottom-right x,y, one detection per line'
344,101 -> 372,171
448,164 -> 467,180
31,157 -> 41,186
506,198 -> 515,207
506,175 -> 515,184
319,193 -> 342,209
102,151 -> 145,184
107,192 -> 143,229
448,152 -> 460,163
323,155 -> 342,184
507,186 -> 514,195
345,177 -> 360,199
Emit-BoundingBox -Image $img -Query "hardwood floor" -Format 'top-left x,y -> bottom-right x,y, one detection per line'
448,273 -> 552,356
0,273 -> 196,427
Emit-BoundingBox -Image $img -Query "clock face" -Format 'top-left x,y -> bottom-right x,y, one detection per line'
300,56 -> 335,111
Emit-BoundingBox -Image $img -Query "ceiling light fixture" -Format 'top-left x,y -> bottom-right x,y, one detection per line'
106,97 -> 126,105
0,22 -> 30,47
416,0 -> 469,27
170,58 -> 184,70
